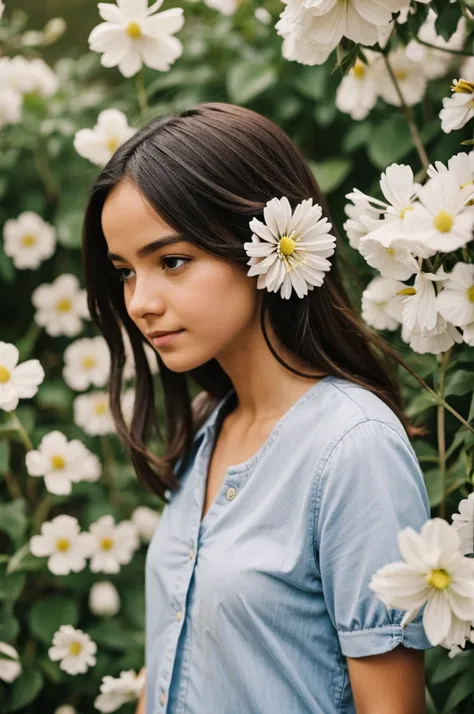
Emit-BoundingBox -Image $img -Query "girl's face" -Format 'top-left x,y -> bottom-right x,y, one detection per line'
101,180 -> 260,372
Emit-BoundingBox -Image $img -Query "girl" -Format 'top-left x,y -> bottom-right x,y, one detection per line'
82,102 -> 432,714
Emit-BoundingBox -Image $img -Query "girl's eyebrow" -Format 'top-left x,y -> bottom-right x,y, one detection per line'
107,234 -> 188,262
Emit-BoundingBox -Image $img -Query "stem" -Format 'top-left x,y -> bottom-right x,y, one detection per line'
382,54 -> 430,170
136,69 -> 148,118
32,143 -> 60,206
437,350 -> 450,519
414,37 -> 474,58
32,494 -> 53,530
3,470 -> 22,501
100,436 -> 126,513
10,411 -> 36,504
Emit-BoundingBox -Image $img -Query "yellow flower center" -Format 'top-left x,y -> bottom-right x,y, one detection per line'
426,568 -> 451,590
400,205 -> 413,219
56,538 -> 71,552
397,287 -> 417,296
56,298 -> 72,313
433,211 -> 454,233
0,366 -> 11,383
279,235 -> 296,256
81,355 -> 97,370
467,285 -> 474,303
395,69 -> 408,81
126,21 -> 142,38
68,641 -> 83,656
22,233 -> 37,247
452,78 -> 474,94
100,537 -> 114,551
106,136 -> 119,153
94,400 -> 108,416
351,59 -> 366,79
50,454 -> 66,470
386,247 -> 395,257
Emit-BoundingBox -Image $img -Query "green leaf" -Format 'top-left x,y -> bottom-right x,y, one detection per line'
0,566 -> 25,601
56,208 -> 85,249
441,665 -> 474,712
0,441 -> 9,472
88,619 -> 143,651
445,370 -> 474,397
0,501 -> 27,548
28,596 -> 79,645
342,122 -> 371,153
122,586 -> 145,629
434,1 -> 463,41
431,648 -> 474,684
293,64 -> 327,101
309,158 -> 353,194
9,667 -> 44,712
36,379 -> 73,412
0,606 -> 19,641
226,60 -> 277,105
423,468 -> 442,507
367,114 -> 413,170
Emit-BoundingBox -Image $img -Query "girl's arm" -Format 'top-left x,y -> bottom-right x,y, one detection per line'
134,668 -> 146,714
347,646 -> 425,714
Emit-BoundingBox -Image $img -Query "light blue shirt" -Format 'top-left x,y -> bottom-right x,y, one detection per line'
145,375 -> 432,714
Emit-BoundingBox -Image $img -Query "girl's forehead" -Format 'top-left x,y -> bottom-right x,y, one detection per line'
102,182 -> 174,241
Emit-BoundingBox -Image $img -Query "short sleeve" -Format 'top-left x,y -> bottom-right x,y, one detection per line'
313,419 -> 434,658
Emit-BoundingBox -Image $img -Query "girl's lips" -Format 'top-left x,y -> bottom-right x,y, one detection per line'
150,330 -> 185,347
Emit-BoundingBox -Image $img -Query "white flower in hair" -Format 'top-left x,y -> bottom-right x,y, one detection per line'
244,196 -> 336,299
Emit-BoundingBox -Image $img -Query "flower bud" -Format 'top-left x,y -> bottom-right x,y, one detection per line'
131,506 -> 161,543
89,581 -> 120,617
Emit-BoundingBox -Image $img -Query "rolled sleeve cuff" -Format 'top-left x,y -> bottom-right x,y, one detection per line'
337,621 -> 434,658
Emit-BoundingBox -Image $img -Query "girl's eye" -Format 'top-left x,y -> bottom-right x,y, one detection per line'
114,257 -> 190,282
161,256 -> 190,272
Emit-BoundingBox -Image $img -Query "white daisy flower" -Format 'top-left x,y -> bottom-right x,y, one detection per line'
73,109 -> 136,167
0,341 -> 44,413
244,196 -> 336,299
203,0 -> 238,14
3,211 -> 56,269
73,391 -> 115,436
0,56 -> 58,97
335,58 -> 378,121
402,172 -> 474,255
131,506 -> 161,543
63,337 -> 111,391
25,431 -> 101,495
463,322 -> 474,346
405,10 -> 465,80
440,79 -> 474,133
43,18 -> 67,45
29,515 -> 93,576
0,86 -> 22,128
440,614 -> 474,654
32,274 -> 90,337
95,669 -> 145,713
399,269 -> 448,334
358,238 -> 419,281
88,0 -> 185,79
361,276 -> 405,331
401,314 -> 463,355
254,7 -> 272,24
48,625 -> 97,675
427,151 -> 474,192
369,518 -> 474,646
0,642 -> 22,684
88,581 -> 120,617
347,164 -> 421,244
374,47 -> 427,107
88,515 -> 140,574
343,197 -> 382,250
451,493 -> 474,556
275,0 -> 408,67
436,263 -> 474,328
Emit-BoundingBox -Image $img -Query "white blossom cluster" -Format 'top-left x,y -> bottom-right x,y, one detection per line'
345,159 -> 474,354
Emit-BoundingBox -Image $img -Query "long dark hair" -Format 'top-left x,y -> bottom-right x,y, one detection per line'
82,101 -> 413,502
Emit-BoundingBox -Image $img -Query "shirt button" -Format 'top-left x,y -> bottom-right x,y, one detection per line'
160,693 -> 166,706
176,610 -> 183,622
189,547 -> 194,560
226,486 -> 237,501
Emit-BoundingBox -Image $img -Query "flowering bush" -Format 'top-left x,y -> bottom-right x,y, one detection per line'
0,0 -> 474,711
